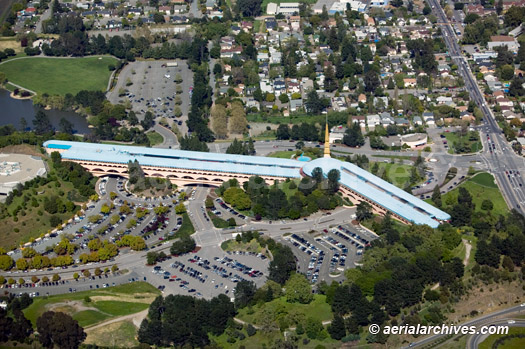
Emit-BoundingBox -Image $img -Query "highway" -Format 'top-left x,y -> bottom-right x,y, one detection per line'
406,303 -> 525,348
427,0 -> 525,213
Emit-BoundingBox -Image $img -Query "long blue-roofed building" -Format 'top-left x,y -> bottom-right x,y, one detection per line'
43,139 -> 450,228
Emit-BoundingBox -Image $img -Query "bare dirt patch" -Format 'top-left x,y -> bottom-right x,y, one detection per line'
89,294 -> 156,304
84,320 -> 139,348
0,144 -> 44,157
45,300 -> 100,313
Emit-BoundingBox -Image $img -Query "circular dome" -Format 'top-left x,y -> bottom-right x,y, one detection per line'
301,157 -> 344,177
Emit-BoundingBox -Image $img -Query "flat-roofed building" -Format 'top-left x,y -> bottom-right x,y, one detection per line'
43,140 -> 450,228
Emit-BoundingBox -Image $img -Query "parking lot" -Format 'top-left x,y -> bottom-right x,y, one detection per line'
145,245 -> 269,299
281,223 -> 378,284
106,60 -> 193,133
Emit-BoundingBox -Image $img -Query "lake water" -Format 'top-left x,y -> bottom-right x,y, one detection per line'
0,89 -> 91,134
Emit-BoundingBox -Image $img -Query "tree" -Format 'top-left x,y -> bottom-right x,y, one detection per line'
236,0 -> 263,17
343,122 -> 365,147
500,64 -> 514,81
269,245 -> 296,285
356,201 -> 373,221
33,110 -> 53,135
211,104 -> 228,139
481,199 -> 493,211
0,255 -> 14,270
37,311 -> 86,349
305,89 -> 324,115
431,185 -> 442,207
59,117 -> 74,134
229,103 -> 248,134
364,70 -> 380,92
328,314 -> 346,340
276,124 -> 290,140
279,93 -> 289,104
170,236 -> 196,255
11,310 -> 33,342
234,280 -> 257,309
285,273 -> 313,304
496,0 -> 503,15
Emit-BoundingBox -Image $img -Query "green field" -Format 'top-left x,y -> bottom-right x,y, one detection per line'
237,295 -> 332,326
208,210 -> 230,228
444,132 -> 482,154
176,212 -> 195,238
469,172 -> 498,188
441,173 -> 507,216
146,131 -> 164,146
268,150 -> 296,159
479,327 -> 525,349
0,56 -> 118,95
23,282 -> 160,328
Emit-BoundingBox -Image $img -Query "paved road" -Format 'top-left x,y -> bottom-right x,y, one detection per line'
469,320 -> 525,349
406,304 -> 525,348
35,7 -> 52,34
429,0 -> 525,214
153,124 -> 179,149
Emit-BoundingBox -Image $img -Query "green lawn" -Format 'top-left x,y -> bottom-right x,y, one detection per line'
146,131 -> 164,146
208,210 -> 230,228
479,327 -> 525,349
0,56 -> 118,95
237,295 -> 333,326
444,131 -> 482,154
93,300 -> 150,316
73,310 -> 111,328
176,212 -> 195,238
279,179 -> 300,198
23,282 -> 160,327
469,172 -> 498,188
441,173 -> 508,216
268,150 -> 296,159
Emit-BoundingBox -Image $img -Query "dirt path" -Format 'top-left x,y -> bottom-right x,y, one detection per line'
431,239 -> 471,291
462,238 -> 472,266
85,309 -> 149,330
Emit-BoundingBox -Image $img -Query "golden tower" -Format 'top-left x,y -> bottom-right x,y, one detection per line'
323,123 -> 330,158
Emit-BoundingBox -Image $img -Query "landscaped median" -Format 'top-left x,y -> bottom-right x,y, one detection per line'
0,56 -> 118,95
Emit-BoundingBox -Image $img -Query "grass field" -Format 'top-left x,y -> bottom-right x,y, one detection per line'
237,295 -> 332,326
479,327 -> 525,349
441,173 -> 507,216
268,150 -> 296,159
0,56 -> 118,95
146,131 -> 164,146
469,172 -> 498,188
444,132 -> 482,154
23,282 -> 160,328
208,210 -> 230,228
175,212 -> 195,238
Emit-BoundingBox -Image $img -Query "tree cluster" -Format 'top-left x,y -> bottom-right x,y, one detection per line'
138,294 -> 235,347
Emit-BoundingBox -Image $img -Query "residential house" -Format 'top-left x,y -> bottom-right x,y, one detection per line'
488,36 -> 519,52
403,78 -> 417,88
290,99 -> 303,112
159,6 -> 172,15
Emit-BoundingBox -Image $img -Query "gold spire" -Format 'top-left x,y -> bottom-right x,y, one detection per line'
324,122 -> 331,158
